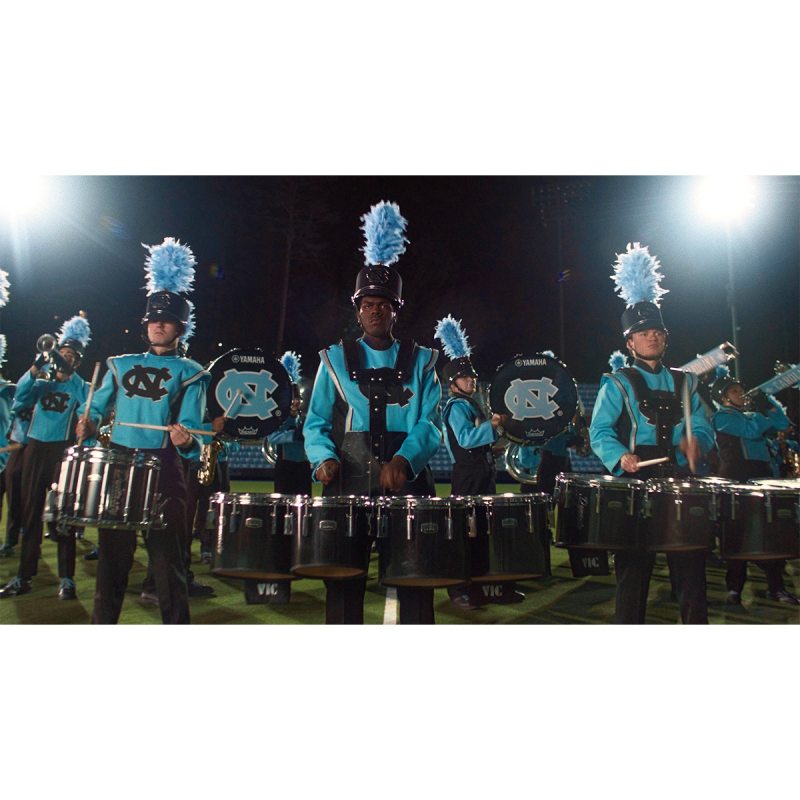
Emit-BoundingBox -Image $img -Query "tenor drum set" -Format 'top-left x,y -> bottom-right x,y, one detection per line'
553,473 -> 800,560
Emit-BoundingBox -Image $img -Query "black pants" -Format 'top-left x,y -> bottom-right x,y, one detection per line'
323,577 -> 435,624
322,465 -> 436,625
614,549 -> 708,624
92,447 -> 190,625
274,456 -> 312,496
17,439 -> 74,581
1,444 -> 24,547
726,559 -> 787,594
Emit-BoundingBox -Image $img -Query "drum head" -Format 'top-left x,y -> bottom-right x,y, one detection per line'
206,348 -> 293,440
489,353 -> 578,444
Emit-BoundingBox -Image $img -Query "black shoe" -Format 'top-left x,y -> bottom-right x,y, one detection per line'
450,593 -> 482,610
84,547 -> 99,561
139,590 -> 160,607
490,590 -> 525,605
199,550 -> 212,566
58,578 -> 77,600
188,580 -> 215,598
725,590 -> 742,606
765,589 -> 800,606
0,576 -> 32,598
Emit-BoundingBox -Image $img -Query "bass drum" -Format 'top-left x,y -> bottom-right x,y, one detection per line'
719,483 -> 800,560
553,473 -> 645,551
489,352 -> 578,446
206,347 -> 293,440
210,493 -> 296,580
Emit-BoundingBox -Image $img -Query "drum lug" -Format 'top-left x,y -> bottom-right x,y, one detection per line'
795,501 -> 800,525
730,493 -> 738,521
675,497 -> 682,522
709,492 -> 718,522
346,506 -> 355,538
595,488 -> 601,515
406,510 -> 414,541
765,493 -> 773,524
468,506 -> 478,538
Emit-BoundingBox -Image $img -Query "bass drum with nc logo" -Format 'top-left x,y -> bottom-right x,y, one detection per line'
206,347 -> 293,440
489,352 -> 578,445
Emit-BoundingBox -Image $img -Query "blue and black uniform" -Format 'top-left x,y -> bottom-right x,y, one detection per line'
83,350 -> 209,624
11,369 -> 88,584
304,337 -> 442,624
713,397 -> 793,598
589,359 -> 715,624
268,414 -> 312,496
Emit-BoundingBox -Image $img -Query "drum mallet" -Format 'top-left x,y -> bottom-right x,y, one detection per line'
681,379 -> 697,473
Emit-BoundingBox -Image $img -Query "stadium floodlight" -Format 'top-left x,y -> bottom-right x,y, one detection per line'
696,176 -> 755,221
696,176 -> 756,379
0,175 -> 49,217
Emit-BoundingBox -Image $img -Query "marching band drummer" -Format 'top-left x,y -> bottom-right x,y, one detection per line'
75,238 -> 210,624
0,314 -> 92,600
433,314 -> 515,609
709,369 -> 799,606
589,243 -> 715,624
304,201 -> 443,624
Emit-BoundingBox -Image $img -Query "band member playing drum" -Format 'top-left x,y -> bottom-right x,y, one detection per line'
304,202 -> 443,624
75,238 -> 210,624
434,314 -> 517,608
589,243 -> 715,624
710,369 -> 799,605
0,314 -> 92,600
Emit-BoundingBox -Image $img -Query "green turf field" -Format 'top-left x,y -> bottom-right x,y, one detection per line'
0,481 -> 797,624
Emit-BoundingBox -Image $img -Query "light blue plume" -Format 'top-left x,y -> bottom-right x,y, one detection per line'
434,314 -> 471,359
0,270 -> 9,308
360,201 -> 408,266
713,363 -> 730,381
0,334 -> 6,365
180,300 -> 195,346
541,350 -> 555,358
611,242 -> 669,308
143,237 -> 196,294
280,350 -> 303,384
609,350 -> 628,371
58,314 -> 91,347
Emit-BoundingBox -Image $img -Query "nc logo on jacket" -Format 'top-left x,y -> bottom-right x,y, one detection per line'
216,369 -> 278,420
40,392 -> 70,413
504,377 -> 559,421
122,366 -> 172,401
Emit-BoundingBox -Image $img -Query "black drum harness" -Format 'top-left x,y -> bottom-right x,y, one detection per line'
606,364 -> 687,471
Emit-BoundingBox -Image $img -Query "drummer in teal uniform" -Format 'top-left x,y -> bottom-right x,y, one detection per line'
709,368 -> 799,606
304,201 -> 443,624
589,243 -> 715,624
0,314 -> 92,600
433,314 -> 515,608
75,238 -> 210,624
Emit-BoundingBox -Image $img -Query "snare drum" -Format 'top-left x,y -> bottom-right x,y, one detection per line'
48,446 -> 162,530
643,479 -> 717,553
290,496 -> 373,579
379,497 -> 470,588
553,473 -> 645,551
718,483 -> 800,560
211,493 -> 296,580
468,494 -> 548,582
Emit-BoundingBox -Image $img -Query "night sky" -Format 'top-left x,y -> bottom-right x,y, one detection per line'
1,175 -> 798,419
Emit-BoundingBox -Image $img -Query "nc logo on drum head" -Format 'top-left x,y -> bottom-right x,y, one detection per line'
504,377 -> 559,421
216,369 -> 278,421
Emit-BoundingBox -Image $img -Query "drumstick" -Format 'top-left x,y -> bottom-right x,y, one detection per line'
117,421 -> 216,437
636,456 -> 670,468
0,443 -> 23,454
681,379 -> 697,473
222,389 -> 243,418
77,361 -> 102,447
